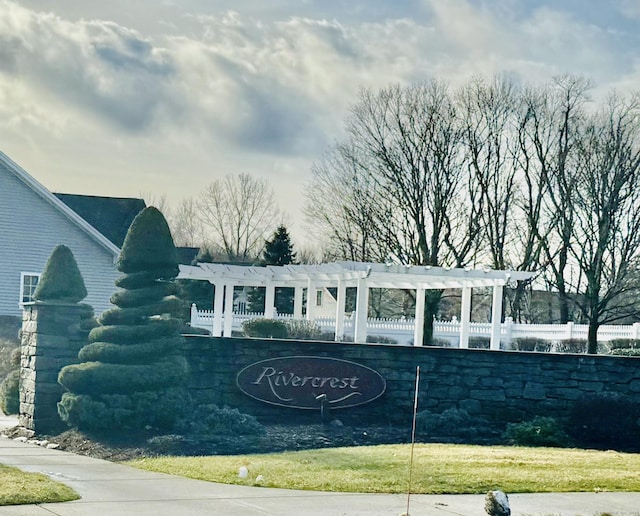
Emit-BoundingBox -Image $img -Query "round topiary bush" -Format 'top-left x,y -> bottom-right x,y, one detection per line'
58,207 -> 189,433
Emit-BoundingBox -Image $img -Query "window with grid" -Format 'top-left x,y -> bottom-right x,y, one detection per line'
20,273 -> 41,305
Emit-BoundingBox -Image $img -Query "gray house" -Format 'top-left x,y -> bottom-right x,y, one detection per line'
0,151 -> 145,317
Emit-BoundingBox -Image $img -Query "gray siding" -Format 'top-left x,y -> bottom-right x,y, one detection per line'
0,161 -> 119,317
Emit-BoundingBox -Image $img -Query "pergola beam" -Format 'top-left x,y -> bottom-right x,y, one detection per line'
179,261 -> 535,348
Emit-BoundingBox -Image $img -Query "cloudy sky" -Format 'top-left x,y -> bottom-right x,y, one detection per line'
1,0 -> 639,247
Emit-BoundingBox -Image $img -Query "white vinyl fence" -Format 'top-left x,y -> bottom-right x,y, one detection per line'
189,304 -> 640,348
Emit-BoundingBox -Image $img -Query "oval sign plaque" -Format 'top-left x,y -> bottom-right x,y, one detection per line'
236,356 -> 386,410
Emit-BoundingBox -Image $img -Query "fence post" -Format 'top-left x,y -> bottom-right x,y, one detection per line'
566,321 -> 574,340
190,303 -> 197,327
504,317 -> 513,348
633,322 -> 640,341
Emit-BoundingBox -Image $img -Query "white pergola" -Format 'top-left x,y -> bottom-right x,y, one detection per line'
178,261 -> 535,349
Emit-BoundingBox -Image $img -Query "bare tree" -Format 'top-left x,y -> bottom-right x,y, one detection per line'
306,81 -> 481,343
536,76 -> 593,323
169,196 -> 203,247
197,173 -> 281,262
458,75 -> 520,271
569,93 -> 640,353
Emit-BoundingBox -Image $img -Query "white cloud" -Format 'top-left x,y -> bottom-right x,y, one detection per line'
0,0 -> 638,247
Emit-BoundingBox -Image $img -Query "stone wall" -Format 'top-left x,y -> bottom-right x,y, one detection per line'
183,336 -> 640,426
20,302 -> 92,433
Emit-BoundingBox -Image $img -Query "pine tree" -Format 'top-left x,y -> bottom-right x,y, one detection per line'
58,207 -> 188,433
247,225 -> 297,314
262,225 -> 296,266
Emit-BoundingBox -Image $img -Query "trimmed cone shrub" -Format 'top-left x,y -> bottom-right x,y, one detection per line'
33,245 -> 87,303
58,207 -> 189,433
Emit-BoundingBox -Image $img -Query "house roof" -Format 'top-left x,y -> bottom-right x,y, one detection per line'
176,246 -> 200,265
0,151 -> 121,257
179,261 -> 536,289
54,193 -> 146,248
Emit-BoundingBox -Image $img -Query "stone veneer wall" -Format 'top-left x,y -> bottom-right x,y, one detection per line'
20,302 -> 92,434
183,336 -> 640,426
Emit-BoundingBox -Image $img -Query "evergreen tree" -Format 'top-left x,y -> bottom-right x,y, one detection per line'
262,225 -> 296,266
247,225 -> 297,314
58,207 -> 189,433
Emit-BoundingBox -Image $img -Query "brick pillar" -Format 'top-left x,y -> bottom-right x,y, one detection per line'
20,302 -> 93,434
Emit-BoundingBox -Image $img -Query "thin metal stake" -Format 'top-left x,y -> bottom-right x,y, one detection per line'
405,365 -> 420,516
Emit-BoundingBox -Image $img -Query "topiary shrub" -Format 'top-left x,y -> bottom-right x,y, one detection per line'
58,207 -> 189,434
242,319 -> 288,339
568,393 -> 640,449
512,337 -> 552,352
33,245 -> 87,303
504,416 -> 572,447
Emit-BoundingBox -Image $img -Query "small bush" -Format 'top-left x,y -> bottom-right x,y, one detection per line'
284,320 -> 322,340
431,338 -> 453,347
555,339 -> 587,353
609,348 -> 640,357
193,405 -> 265,436
0,369 -> 20,415
513,337 -> 552,352
0,343 -> 20,382
568,393 -> 640,449
415,408 -> 497,439
242,319 -> 288,339
0,316 -> 20,342
366,335 -> 398,344
469,336 -> 490,349
504,416 -> 572,447
609,339 -> 640,350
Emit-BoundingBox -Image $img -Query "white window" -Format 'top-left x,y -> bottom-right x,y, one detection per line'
20,272 -> 41,306
316,289 -> 323,307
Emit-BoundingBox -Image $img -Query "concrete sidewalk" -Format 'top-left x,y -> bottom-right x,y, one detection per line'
1,414 -> 639,515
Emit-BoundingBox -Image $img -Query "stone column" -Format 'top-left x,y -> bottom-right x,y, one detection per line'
20,302 -> 93,434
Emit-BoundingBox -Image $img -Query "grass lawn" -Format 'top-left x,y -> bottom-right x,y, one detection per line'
0,464 -> 79,505
127,443 -> 640,494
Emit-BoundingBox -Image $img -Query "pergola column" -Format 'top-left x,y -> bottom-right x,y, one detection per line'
212,282 -> 224,337
459,286 -> 472,349
354,277 -> 369,343
306,280 -> 317,321
223,283 -> 235,337
490,283 -> 504,350
335,278 -> 347,341
264,281 -> 275,318
293,286 -> 304,319
413,287 -> 425,346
